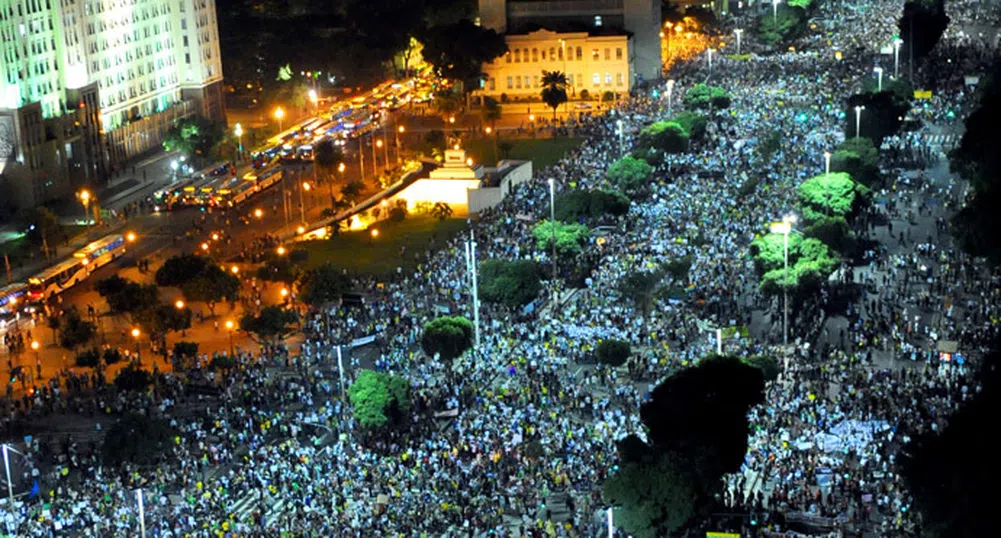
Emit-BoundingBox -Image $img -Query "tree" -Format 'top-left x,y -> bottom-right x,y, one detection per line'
743,355 -> 780,382
75,348 -> 101,368
162,116 -> 225,163
240,305 -> 297,344
419,19 -> 507,93
555,190 -> 630,221
540,70 -> 568,121
532,220 -> 591,256
60,311 -> 96,350
803,215 -> 854,254
430,201 -> 454,221
845,90 -> 911,146
619,269 -> 666,317
421,316 -> 474,362
348,370 -> 411,428
95,276 -> 159,315
481,96 -> 502,128
755,5 -> 808,47
172,341 -> 199,360
797,172 -> 868,224
113,365 -> 153,392
155,254 -> 210,287
596,339 -> 631,367
313,139 -> 344,184
181,265 -> 240,316
23,206 -> 59,258
103,414 -> 175,467
341,180 -> 365,205
899,0 -> 950,63
899,347 -> 999,537
606,155 -> 654,194
604,356 -> 765,537
831,137 -> 881,187
433,88 -> 464,120
479,259 -> 542,308
671,111 -> 708,141
298,263 -> 352,307
638,122 -> 689,154
681,83 -> 732,110
750,233 -> 840,294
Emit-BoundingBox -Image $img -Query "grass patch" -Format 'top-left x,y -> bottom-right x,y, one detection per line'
463,137 -> 583,171
296,216 -> 468,277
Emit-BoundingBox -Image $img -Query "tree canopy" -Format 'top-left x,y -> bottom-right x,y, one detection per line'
162,116 -> 225,161
298,263 -> 352,306
419,19 -> 507,92
899,0 -> 950,63
638,122 -> 689,154
155,254 -> 210,287
240,305 -> 298,344
596,339 -> 631,367
555,189 -> 630,221
421,316 -> 474,362
478,259 -> 542,308
796,172 -> 868,223
540,70 -> 568,120
750,232 -> 840,293
682,83 -> 732,110
755,5 -> 808,47
102,413 -> 176,466
532,220 -> 591,257
671,111 -> 708,141
607,155 -> 655,193
181,264 -> 240,315
59,311 -> 96,350
348,370 -> 411,428
831,136 -> 881,188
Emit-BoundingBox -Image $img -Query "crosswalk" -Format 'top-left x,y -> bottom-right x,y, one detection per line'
920,133 -> 958,147
229,492 -> 288,528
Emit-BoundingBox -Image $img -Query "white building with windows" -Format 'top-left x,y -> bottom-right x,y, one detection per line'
480,28 -> 632,100
0,0 -> 225,209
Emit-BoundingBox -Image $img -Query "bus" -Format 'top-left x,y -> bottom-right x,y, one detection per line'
28,258 -> 89,302
0,283 -> 27,316
73,233 -> 127,271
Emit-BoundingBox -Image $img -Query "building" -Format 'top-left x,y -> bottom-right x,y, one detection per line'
480,29 -> 632,100
394,149 -> 532,215
478,0 -> 661,83
0,0 -> 225,210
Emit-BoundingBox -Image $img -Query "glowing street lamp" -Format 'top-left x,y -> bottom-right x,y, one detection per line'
280,287 -> 289,299
276,246 -> 287,256
769,215 -> 797,348
230,265 -> 240,274
308,89 -> 318,104
131,327 -> 141,361
126,231 -> 137,242
854,105 -> 865,138
234,123 -> 244,159
175,300 -> 185,310
254,208 -> 264,219
274,107 -> 285,132
77,189 -> 92,225
893,38 -> 903,78
772,0 -> 781,22
200,242 -> 209,252
370,228 -> 380,239
734,28 -> 744,55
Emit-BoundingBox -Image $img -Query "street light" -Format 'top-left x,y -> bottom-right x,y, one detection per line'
225,320 -> 235,357
30,341 -> 40,378
175,300 -> 185,310
874,66 -> 884,92
396,125 -> 405,164
280,288 -> 289,299
707,47 -> 714,75
77,189 -> 92,225
126,231 -> 137,242
854,105 -> 865,138
276,246 -> 287,256
299,181 -> 310,224
308,89 -> 318,105
234,123 -> 244,161
666,79 -> 675,116
200,242 -> 209,252
254,208 -> 264,219
615,120 -> 624,155
824,151 -> 831,178
230,265 -> 240,274
772,0 -> 780,22
734,28 -> 744,55
2,443 -> 14,508
131,328 -> 141,362
769,215 -> 797,348
274,107 -> 285,132
893,38 -> 903,78
547,177 -> 557,293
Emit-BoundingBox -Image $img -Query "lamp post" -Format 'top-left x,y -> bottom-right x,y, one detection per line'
666,79 -> 675,116
336,345 -> 346,399
370,137 -> 378,172
893,38 -> 903,78
463,234 -> 481,349
607,507 -> 614,538
734,28 -> 744,55
854,105 -> 865,139
2,443 -> 14,508
308,89 -> 318,111
376,139 -> 385,172
299,181 -> 309,224
707,47 -> 714,76
136,489 -> 147,538
772,0 -> 780,22
234,123 -> 244,162
396,126 -> 405,164
548,177 -> 557,295
358,136 -> 365,180
874,66 -> 883,92
77,189 -> 92,225
615,120 -> 624,155
769,215 -> 797,348
274,107 -> 285,133
225,320 -> 235,357
824,151 -> 831,178
131,328 -> 141,363
31,340 -> 40,379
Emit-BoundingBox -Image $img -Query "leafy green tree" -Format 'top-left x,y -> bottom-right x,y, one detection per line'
540,70 -> 568,121
638,121 -> 689,154
750,233 -> 840,293
602,451 -> 701,538
681,83 -> 732,110
240,305 -> 297,345
341,180 -> 365,205
298,263 -> 352,307
173,341 -> 198,359
797,172 -> 868,223
532,220 -> 591,256
831,137 -> 881,187
181,265 -> 240,316
60,311 -> 96,351
313,139 -> 344,184
419,19 -> 507,93
619,269 -> 666,317
743,355 -> 780,382
596,339 -> 631,367
103,347 -> 123,365
899,0 -> 950,62
479,259 -> 542,308
671,111 -> 708,141
421,316 -> 474,362
803,215 -> 854,254
755,6 -> 808,47
102,413 -> 175,466
555,189 -> 630,221
256,257 -> 301,284
607,155 -> 655,193
348,370 -> 411,428
786,0 -> 812,8
162,116 -> 225,163
155,254 -> 210,287
95,276 -> 159,315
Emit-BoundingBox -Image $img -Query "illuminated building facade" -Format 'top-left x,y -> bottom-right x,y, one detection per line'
0,0 -> 224,209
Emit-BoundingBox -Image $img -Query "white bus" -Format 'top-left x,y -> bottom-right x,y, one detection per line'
73,233 -> 127,272
28,258 -> 89,302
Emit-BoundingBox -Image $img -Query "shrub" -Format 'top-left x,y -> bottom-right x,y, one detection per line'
638,122 -> 689,154
348,370 -> 411,428
75,348 -> 100,368
103,414 -> 175,466
607,155 -> 655,193
672,111 -> 708,141
421,316 -> 475,362
479,259 -> 542,308
596,339 -> 632,367
103,348 -> 123,365
388,206 -> 406,222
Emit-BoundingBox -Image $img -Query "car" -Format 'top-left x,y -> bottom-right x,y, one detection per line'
573,102 -> 594,110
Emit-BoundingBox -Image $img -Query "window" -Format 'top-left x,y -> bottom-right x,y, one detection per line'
183,35 -> 188,46
524,75 -> 530,88
592,73 -> 600,86
594,15 -> 602,26
549,47 -> 555,60
568,74 -> 574,86
576,46 -> 582,60
507,76 -> 513,89
616,73 -> 623,86
514,49 -> 520,63
531,48 -> 538,62
592,49 -> 599,60
185,52 -> 190,64
558,46 -> 564,60
605,73 -> 612,85
616,47 -> 623,60
506,52 -> 511,63
533,75 -> 539,87
604,48 -> 610,60
578,73 -> 583,87
489,78 -> 495,91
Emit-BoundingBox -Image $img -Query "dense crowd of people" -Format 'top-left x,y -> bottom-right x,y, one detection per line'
2,0 -> 1000,534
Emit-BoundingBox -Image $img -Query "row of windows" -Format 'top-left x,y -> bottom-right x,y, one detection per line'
505,45 -> 623,64
0,0 -> 52,20
88,35 -> 173,55
503,72 -> 624,90
101,71 -> 177,108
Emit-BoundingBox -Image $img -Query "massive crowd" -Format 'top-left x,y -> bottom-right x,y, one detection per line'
2,0 -> 1000,535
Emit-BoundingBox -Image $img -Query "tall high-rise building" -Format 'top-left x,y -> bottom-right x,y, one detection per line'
478,0 -> 661,82
0,0 -> 225,209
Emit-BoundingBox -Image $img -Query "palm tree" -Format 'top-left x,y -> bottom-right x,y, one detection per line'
540,71 -> 568,122
481,96 -> 502,129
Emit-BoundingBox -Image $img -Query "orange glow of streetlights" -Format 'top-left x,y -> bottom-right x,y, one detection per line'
302,182 -> 311,191
280,288 -> 289,298
200,242 -> 209,251
274,107 -> 285,120
337,162 -> 346,173
225,320 -> 234,330
175,300 -> 185,309
466,157 -> 474,166
78,189 -> 91,203
254,208 -> 263,218
485,126 -> 492,134
277,246 -> 287,256
296,226 -> 306,234
231,266 -> 240,274
370,228 -> 380,238
30,340 -> 39,351
529,114 -> 535,122
448,116 -> 455,124
131,328 -> 140,339
126,231 -> 137,242
212,233 -> 220,241
376,139 -> 383,148
398,126 -> 405,133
